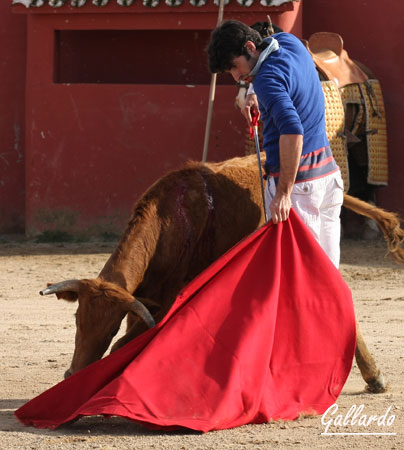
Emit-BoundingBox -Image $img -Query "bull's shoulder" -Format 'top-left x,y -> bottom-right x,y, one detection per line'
205,153 -> 264,173
182,153 -> 262,174
134,153 -> 264,213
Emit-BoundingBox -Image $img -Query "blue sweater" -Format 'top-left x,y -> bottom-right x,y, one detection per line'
252,33 -> 332,177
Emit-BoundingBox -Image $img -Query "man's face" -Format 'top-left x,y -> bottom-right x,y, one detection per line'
228,41 -> 259,83
228,55 -> 256,84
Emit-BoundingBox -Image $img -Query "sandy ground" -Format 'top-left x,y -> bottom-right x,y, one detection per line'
0,237 -> 403,450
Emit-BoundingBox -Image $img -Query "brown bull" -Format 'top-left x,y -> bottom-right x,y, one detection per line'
41,153 -> 404,392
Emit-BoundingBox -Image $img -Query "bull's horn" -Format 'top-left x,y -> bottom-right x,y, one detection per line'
129,299 -> 155,329
40,279 -> 81,296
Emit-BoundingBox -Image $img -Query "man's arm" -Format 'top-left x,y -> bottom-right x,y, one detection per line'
270,134 -> 303,223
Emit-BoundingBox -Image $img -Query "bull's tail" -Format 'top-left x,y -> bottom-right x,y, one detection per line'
343,194 -> 404,263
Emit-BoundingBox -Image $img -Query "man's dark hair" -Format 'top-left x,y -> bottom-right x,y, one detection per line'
250,21 -> 283,38
207,20 -> 264,74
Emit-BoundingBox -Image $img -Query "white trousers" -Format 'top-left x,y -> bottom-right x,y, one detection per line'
265,171 -> 344,268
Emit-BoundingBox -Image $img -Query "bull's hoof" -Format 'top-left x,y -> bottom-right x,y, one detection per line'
365,373 -> 387,393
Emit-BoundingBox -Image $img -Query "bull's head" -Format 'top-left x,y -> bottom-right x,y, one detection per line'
40,279 -> 155,378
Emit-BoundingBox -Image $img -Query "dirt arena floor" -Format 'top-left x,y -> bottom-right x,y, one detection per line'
0,237 -> 403,450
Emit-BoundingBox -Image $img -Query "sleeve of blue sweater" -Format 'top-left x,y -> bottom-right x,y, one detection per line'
254,71 -> 304,136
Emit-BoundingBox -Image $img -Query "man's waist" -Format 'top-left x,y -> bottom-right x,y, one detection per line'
265,146 -> 339,184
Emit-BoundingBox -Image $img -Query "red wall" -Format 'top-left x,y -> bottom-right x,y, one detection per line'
14,3 -> 302,236
303,0 -> 404,217
0,5 -> 26,233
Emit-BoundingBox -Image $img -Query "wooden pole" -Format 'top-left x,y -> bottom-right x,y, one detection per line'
202,0 -> 225,163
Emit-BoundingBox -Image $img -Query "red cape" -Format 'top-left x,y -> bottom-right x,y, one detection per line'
15,210 -> 356,431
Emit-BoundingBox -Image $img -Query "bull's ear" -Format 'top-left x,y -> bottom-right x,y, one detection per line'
56,291 -> 79,301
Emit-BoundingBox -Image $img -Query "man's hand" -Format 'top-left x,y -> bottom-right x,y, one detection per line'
270,192 -> 292,224
241,94 -> 260,127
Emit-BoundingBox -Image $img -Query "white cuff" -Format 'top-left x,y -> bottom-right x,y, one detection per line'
247,84 -> 255,95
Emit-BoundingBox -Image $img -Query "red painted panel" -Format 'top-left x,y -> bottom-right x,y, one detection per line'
0,5 -> 26,233
303,0 -> 404,217
25,83 -> 247,234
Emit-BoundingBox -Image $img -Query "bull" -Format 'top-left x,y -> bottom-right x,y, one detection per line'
41,153 -> 404,392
